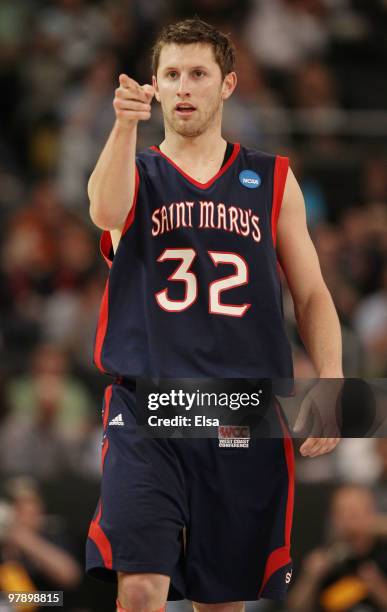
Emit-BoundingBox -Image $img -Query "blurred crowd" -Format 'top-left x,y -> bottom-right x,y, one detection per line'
0,0 -> 386,610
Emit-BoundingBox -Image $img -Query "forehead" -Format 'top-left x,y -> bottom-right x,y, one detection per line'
157,42 -> 219,71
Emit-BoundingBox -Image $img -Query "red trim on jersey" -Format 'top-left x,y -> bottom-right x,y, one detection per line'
257,402 -> 295,597
101,438 -> 109,470
258,546 -> 291,598
87,385 -> 114,569
100,231 -> 113,268
99,165 -> 140,267
101,387 -> 111,469
94,279 -> 110,373
271,156 -> 289,247
88,519 -> 113,569
102,385 -> 113,431
150,143 -> 241,190
122,165 -> 140,236
87,386 -> 114,568
278,404 -> 295,551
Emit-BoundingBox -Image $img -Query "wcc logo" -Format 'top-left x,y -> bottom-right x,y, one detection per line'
239,170 -> 261,189
218,426 -> 250,448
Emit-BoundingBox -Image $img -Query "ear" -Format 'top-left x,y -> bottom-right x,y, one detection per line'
221,72 -> 237,101
152,75 -> 161,103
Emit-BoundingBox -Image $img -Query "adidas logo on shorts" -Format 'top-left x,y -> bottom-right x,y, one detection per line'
109,413 -> 125,426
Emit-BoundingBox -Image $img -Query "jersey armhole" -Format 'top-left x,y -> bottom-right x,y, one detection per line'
99,164 -> 141,267
271,155 -> 289,248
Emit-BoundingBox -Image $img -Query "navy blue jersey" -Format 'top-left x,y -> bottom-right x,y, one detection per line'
94,143 -> 293,379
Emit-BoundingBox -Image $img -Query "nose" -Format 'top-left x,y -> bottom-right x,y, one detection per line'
177,74 -> 190,98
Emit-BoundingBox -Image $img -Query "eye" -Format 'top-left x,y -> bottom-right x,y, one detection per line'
167,71 -> 178,79
193,70 -> 205,78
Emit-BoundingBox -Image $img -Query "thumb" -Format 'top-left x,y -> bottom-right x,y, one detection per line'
119,73 -> 131,88
142,84 -> 155,101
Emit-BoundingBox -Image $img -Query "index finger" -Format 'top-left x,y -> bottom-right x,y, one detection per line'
118,74 -> 148,101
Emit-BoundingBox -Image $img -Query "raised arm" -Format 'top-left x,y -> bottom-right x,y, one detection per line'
88,74 -> 154,249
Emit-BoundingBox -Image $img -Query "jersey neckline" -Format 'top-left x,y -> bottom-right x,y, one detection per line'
149,142 -> 241,190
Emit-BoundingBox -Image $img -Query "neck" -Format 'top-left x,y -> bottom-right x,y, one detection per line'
160,119 -> 226,163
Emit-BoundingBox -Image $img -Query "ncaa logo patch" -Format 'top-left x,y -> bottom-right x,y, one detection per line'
239,170 -> 261,189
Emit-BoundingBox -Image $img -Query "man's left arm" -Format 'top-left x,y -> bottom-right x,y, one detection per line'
276,167 -> 343,456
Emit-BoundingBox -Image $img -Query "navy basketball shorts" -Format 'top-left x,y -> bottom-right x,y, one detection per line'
86,381 -> 295,604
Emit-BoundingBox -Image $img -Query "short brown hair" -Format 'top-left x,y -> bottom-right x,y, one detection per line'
151,18 -> 236,79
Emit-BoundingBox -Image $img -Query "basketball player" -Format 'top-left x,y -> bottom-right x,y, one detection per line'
86,18 -> 342,612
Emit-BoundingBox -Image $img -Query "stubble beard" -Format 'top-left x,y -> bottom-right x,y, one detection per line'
163,97 -> 223,138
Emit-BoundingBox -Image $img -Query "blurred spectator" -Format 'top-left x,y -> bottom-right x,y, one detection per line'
56,50 -> 117,208
0,477 -> 81,595
1,179 -> 64,306
0,374 -> 10,429
311,224 -> 342,289
339,207 -> 382,295
104,2 -> 140,76
0,344 -> 93,479
223,41 -> 288,149
288,484 -> 387,611
36,0 -> 112,74
0,183 -> 59,364
171,0 -> 252,28
42,273 -> 104,371
373,439 -> 387,514
294,60 -> 339,110
0,179 -> 102,370
55,216 -> 98,289
362,158 -> 387,204
0,1 -> 34,171
291,60 -> 343,151
335,439 -> 381,484
353,263 -> 387,376
245,0 -> 329,72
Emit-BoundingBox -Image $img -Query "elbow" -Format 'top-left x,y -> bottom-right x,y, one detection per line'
89,200 -> 125,231
87,173 -> 132,230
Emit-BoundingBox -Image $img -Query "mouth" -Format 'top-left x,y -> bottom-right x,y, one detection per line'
175,103 -> 196,116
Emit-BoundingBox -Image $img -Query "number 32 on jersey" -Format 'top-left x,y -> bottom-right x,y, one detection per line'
155,248 -> 251,318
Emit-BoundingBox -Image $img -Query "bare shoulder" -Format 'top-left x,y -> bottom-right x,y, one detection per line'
276,166 -> 324,299
280,166 -> 306,219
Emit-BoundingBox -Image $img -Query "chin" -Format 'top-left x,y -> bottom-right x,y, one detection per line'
177,127 -> 205,137
174,121 -> 208,138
